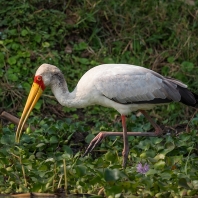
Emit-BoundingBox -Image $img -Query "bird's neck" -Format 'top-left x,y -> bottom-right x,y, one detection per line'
50,72 -> 79,108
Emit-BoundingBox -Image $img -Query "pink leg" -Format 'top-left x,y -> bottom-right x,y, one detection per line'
83,111 -> 161,167
121,115 -> 128,168
140,110 -> 163,135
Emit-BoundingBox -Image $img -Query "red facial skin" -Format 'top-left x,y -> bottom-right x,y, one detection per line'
34,75 -> 46,91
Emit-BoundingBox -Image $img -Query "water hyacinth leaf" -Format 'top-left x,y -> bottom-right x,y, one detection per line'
42,42 -> 50,48
160,171 -> 172,180
178,178 -> 191,189
151,137 -> 163,144
73,42 -> 88,51
146,169 -> 158,176
105,185 -> 123,196
49,136 -> 59,144
21,29 -> 28,36
34,34 -> 41,43
181,61 -> 194,72
62,145 -> 73,156
154,153 -> 165,161
75,165 -> 87,177
34,100 -> 42,110
136,139 -> 151,150
146,150 -> 156,158
36,152 -> 44,158
140,150 -> 156,159
140,152 -> 147,159
1,134 -> 14,145
192,180 -> 198,189
39,164 -> 48,171
85,134 -> 95,143
105,151 -> 117,163
161,142 -> 175,155
104,168 -> 121,182
166,155 -> 183,166
36,143 -> 45,148
7,56 -> 17,65
154,160 -> 165,170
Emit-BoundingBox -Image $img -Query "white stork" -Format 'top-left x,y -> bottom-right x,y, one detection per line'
16,64 -> 198,167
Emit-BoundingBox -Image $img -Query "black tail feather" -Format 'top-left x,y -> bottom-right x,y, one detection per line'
177,86 -> 198,108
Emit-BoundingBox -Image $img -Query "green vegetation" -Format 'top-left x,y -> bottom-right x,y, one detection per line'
0,0 -> 198,197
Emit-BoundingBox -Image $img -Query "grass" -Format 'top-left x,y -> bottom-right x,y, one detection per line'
0,0 -> 198,197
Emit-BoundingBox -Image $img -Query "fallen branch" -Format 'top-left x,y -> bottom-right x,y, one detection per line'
0,111 -> 35,131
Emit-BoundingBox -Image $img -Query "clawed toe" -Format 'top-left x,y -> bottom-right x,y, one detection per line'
83,132 -> 107,156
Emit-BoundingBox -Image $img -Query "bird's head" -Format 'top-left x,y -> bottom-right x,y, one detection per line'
15,63 -> 61,143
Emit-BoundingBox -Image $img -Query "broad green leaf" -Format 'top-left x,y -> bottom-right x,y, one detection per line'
178,178 -> 191,189
42,42 -> 50,48
192,180 -> 198,189
181,61 -> 194,72
39,164 -> 48,171
105,151 -> 117,163
154,153 -> 165,161
36,152 -> 44,158
85,134 -> 95,143
49,136 -> 59,143
75,165 -> 87,177
7,56 -> 17,65
21,29 -> 28,36
104,168 -> 120,182
154,160 -> 165,170
62,145 -> 73,156
34,34 -> 41,43
36,143 -> 45,148
161,141 -> 175,155
146,169 -> 158,176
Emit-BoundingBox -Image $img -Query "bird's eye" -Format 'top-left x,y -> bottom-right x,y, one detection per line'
37,76 -> 42,81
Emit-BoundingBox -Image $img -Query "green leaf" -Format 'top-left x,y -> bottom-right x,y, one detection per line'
154,153 -> 165,161
34,34 -> 41,43
1,134 -> 14,145
39,164 -> 48,171
181,61 -> 194,72
161,141 -> 175,155
85,134 -> 95,143
78,58 -> 89,65
104,168 -> 120,182
21,29 -> 28,36
7,56 -> 17,65
49,136 -> 59,143
73,42 -> 88,51
62,145 -> 73,156
34,100 -> 42,110
75,165 -> 87,177
36,143 -> 45,148
154,160 -> 165,170
192,180 -> 198,189
42,42 -> 50,48
146,169 -> 158,176
105,151 -> 117,162
178,178 -> 191,189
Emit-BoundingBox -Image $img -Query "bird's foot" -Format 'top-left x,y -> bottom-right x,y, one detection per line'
83,132 -> 108,156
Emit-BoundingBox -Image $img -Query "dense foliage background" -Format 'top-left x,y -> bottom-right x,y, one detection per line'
0,0 -> 198,197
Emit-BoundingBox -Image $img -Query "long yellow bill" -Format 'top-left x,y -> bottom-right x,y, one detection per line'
15,82 -> 43,143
